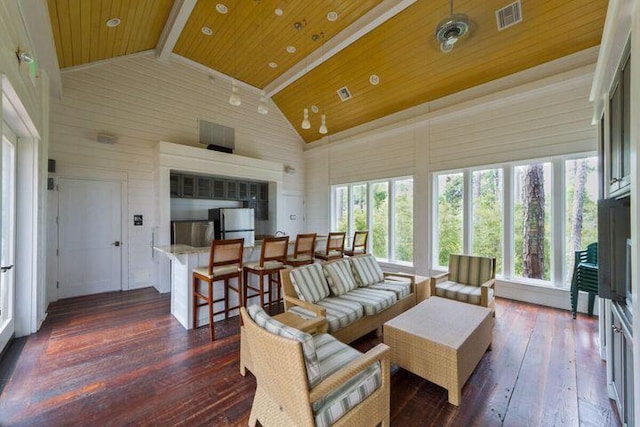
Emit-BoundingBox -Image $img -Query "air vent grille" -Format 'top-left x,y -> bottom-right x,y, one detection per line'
496,0 -> 522,31
198,119 -> 235,152
337,86 -> 352,102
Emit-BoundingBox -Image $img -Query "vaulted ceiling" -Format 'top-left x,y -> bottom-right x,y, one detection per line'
46,0 -> 608,143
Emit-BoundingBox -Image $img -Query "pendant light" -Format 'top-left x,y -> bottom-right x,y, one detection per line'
257,91 -> 269,114
229,80 -> 241,106
301,108 -> 311,129
319,113 -> 328,134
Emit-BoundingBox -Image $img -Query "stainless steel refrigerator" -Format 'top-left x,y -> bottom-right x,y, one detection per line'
209,208 -> 255,247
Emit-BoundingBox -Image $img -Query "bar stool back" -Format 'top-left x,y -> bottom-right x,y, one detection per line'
243,236 -> 289,312
315,231 -> 346,261
192,238 -> 244,341
285,233 -> 317,267
345,230 -> 369,256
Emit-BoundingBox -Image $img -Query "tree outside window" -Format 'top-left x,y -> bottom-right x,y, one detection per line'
371,182 -> 389,259
437,173 -> 463,266
394,179 -> 413,263
472,169 -> 503,275
335,186 -> 348,232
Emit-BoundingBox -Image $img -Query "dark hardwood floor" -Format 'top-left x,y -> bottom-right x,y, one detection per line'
0,288 -> 620,426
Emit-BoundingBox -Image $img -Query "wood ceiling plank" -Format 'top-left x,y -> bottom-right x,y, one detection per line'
55,0 -> 74,68
79,0 -> 91,64
47,0 -> 65,67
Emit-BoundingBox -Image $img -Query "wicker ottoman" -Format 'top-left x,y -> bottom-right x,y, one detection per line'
383,296 -> 492,406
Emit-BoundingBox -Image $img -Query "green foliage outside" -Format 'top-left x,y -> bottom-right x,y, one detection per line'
438,174 -> 463,266
371,183 -> 389,259
472,170 -> 503,274
394,180 -> 413,262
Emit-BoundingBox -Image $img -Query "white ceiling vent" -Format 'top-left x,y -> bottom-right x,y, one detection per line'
496,0 -> 522,31
337,86 -> 352,102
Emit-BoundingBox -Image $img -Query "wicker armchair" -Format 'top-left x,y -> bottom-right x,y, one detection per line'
240,306 -> 391,427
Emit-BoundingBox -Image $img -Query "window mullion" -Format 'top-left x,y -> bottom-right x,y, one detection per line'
552,159 -> 564,287
464,170 -> 472,254
389,179 -> 395,261
503,165 -> 514,279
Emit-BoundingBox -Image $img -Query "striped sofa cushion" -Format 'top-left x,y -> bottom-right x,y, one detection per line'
338,288 -> 396,316
312,333 -> 381,427
290,263 -> 331,303
448,255 -> 495,286
369,280 -> 411,299
289,297 -> 364,332
247,304 -> 322,388
435,280 -> 495,305
349,255 -> 384,287
323,259 -> 358,296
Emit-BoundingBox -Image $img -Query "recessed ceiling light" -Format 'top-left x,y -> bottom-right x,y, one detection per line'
105,18 -> 121,28
311,105 -> 319,113
268,62 -> 278,68
201,26 -> 213,36
369,74 -> 380,85
327,11 -> 338,21
275,8 -> 283,16
286,46 -> 296,54
216,4 -> 228,14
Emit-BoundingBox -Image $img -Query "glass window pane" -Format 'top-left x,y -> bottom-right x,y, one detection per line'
514,163 -> 552,281
334,186 -> 348,232
352,184 -> 367,231
371,182 -> 389,259
565,157 -> 598,286
472,169 -> 503,275
394,179 -> 413,263
437,173 -> 463,267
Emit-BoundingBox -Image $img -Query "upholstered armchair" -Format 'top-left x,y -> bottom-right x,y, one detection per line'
430,254 -> 496,312
240,305 -> 390,427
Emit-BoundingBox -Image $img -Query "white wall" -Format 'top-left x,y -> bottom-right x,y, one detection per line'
304,58 -> 598,310
48,52 -> 303,298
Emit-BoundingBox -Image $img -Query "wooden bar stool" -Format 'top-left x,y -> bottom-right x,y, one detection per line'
285,233 -> 317,267
243,236 -> 289,312
345,230 -> 369,256
314,231 -> 346,261
192,238 -> 244,341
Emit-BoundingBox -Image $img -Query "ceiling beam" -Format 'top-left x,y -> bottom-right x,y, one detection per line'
264,0 -> 417,98
156,0 -> 198,61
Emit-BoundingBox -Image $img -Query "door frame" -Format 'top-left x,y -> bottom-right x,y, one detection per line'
51,168 -> 128,302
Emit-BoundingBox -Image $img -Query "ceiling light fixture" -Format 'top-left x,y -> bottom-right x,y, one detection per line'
216,4 -> 228,14
229,80 -> 241,106
319,114 -> 328,134
105,18 -> 121,28
274,8 -> 283,16
201,26 -> 213,36
327,11 -> 338,22
286,45 -> 296,54
16,50 -> 34,64
311,105 -> 319,113
369,74 -> 380,85
435,0 -> 470,53
268,62 -> 278,68
257,91 -> 269,115
301,108 -> 311,129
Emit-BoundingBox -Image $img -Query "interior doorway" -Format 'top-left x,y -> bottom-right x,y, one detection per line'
0,131 -> 16,352
57,178 -> 123,298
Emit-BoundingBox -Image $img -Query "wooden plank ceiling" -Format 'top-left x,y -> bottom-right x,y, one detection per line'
47,0 -> 608,143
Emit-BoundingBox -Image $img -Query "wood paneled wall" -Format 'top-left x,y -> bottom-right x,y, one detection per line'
49,53 -> 303,296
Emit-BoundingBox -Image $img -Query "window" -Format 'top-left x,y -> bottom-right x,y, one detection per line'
564,157 -> 598,285
437,173 -> 463,266
433,155 -> 597,288
472,169 -> 503,275
331,177 -> 413,265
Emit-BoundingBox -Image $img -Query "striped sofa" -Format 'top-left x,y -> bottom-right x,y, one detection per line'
281,255 -> 417,344
429,254 -> 496,312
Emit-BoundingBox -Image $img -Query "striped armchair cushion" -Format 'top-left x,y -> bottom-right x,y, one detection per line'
289,296 -> 364,333
290,263 -> 331,303
323,259 -> 358,296
247,304 -> 322,388
349,254 -> 384,287
448,255 -> 495,286
312,333 -> 381,427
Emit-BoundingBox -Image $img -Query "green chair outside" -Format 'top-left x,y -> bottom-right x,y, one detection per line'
570,242 -> 598,319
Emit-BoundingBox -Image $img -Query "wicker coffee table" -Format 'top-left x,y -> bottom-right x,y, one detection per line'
383,296 -> 492,406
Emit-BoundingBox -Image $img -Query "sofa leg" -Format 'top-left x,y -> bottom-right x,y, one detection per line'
375,327 -> 383,338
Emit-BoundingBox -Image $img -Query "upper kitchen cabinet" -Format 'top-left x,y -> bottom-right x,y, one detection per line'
170,174 -> 181,197
608,43 -> 631,198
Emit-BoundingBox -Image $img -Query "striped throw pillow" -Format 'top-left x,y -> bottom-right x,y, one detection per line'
290,263 -> 331,303
349,254 -> 384,287
247,304 -> 322,388
323,259 -> 358,296
449,255 -> 494,286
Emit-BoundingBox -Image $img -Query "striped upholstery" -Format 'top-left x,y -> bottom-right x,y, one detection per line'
369,280 -> 411,299
338,288 -> 396,316
290,263 -> 331,303
448,255 -> 495,286
435,280 -> 495,305
312,333 -> 381,427
349,255 -> 384,287
323,260 -> 358,296
247,304 -> 322,388
289,296 -> 364,332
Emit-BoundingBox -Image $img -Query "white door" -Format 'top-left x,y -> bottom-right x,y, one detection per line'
283,195 -> 304,237
58,178 -> 122,298
0,135 -> 16,352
